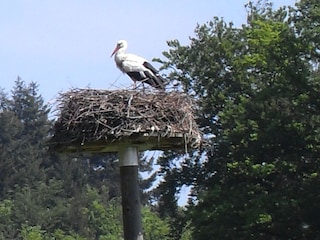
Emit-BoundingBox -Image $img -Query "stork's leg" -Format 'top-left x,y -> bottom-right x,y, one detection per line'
130,79 -> 137,90
142,82 -> 145,93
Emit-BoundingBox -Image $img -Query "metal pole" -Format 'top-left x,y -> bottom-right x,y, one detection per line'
118,147 -> 143,240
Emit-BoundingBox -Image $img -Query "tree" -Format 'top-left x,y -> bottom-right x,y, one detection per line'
158,0 -> 320,239
150,151 -> 196,240
0,77 -> 50,198
293,0 -> 320,63
142,207 -> 170,240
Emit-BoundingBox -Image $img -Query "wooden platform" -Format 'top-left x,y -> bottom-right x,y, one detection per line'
51,132 -> 192,153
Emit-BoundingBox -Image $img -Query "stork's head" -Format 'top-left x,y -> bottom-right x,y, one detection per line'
110,40 -> 128,57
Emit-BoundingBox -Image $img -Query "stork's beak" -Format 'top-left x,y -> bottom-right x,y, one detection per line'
110,45 -> 120,57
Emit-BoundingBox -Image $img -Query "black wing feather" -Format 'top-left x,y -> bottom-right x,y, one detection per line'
126,62 -> 167,90
143,61 -> 158,74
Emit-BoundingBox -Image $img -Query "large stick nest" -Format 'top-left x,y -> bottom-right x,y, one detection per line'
50,89 -> 202,152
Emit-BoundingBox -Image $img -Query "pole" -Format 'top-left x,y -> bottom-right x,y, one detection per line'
118,147 -> 143,240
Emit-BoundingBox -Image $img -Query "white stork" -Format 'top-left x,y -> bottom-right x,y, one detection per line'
111,40 -> 167,90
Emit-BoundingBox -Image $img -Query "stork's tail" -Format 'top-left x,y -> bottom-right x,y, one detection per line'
155,74 -> 169,90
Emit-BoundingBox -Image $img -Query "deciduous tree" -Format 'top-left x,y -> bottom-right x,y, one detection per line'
158,1 -> 320,239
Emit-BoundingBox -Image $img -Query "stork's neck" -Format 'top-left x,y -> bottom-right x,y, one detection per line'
113,49 -> 126,67
114,47 -> 125,59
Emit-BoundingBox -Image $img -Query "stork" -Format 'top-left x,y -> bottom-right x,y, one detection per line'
111,40 -> 167,90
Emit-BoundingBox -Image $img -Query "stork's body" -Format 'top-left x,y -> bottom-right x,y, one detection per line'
111,40 -> 167,90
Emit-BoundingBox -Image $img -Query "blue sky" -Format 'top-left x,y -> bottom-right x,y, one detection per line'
1,0 -> 296,104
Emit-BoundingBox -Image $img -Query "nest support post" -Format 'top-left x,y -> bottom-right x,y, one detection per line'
118,146 -> 143,240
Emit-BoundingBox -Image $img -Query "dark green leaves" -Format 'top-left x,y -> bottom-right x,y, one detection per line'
158,1 -> 320,239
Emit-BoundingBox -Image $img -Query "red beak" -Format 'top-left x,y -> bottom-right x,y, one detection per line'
110,45 -> 120,57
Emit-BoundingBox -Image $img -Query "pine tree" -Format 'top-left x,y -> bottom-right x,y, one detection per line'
0,77 -> 50,197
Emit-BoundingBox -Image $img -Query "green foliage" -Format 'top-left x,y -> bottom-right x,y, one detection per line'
151,151 -> 194,239
51,229 -> 86,240
142,207 -> 170,240
0,199 -> 15,239
179,221 -> 193,240
82,186 -> 123,239
0,77 -> 49,198
158,0 -> 320,239
293,0 -> 320,61
20,225 -> 45,240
